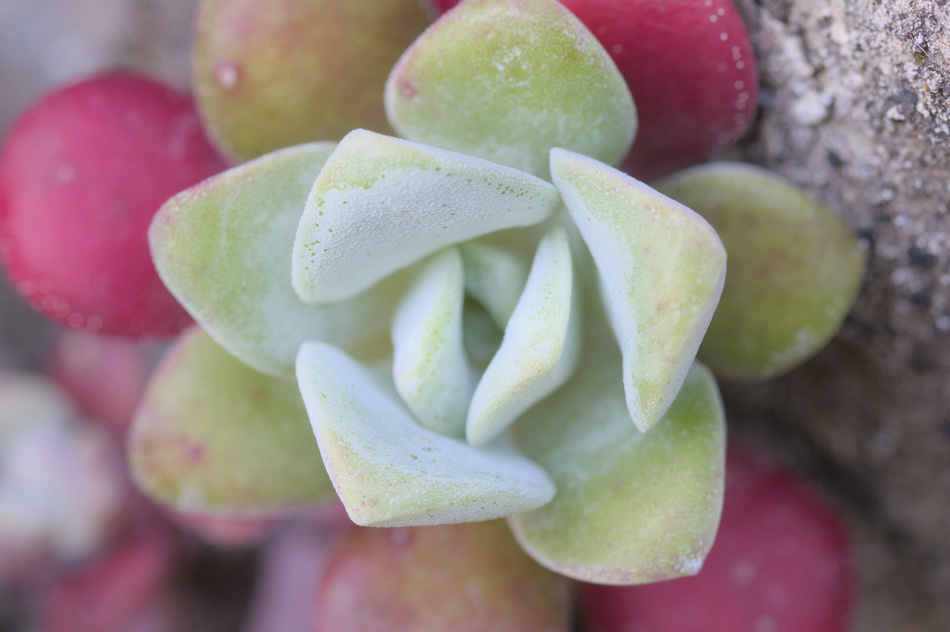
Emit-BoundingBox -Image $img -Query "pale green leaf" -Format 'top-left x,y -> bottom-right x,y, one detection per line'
296,341 -> 556,527
508,344 -> 725,584
660,162 -> 867,379
128,326 -> 336,518
392,248 -> 478,438
466,226 -> 580,446
150,143 -> 405,378
292,130 -> 561,303
385,0 -> 636,178
551,148 -> 726,431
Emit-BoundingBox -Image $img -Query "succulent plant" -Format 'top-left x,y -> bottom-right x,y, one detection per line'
129,0 -> 736,586
118,0 -> 868,597
0,0 -> 868,627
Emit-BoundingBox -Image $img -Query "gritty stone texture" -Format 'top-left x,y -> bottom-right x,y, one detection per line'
722,0 -> 950,629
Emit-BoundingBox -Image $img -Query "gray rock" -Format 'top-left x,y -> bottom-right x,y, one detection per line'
725,0 -> 950,629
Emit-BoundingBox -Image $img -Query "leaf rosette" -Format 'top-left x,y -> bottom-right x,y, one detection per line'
129,0 -> 862,585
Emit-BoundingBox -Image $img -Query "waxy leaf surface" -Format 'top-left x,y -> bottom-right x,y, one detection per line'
467,226 -> 580,446
660,163 -> 866,379
551,149 -> 726,431
292,130 -> 561,303
509,345 -> 726,584
129,327 -> 335,517
392,248 -> 477,438
385,0 -> 636,179
296,342 -> 555,527
150,143 -> 403,378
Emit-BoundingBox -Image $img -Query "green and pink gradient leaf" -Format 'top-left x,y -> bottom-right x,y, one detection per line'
550,148 -> 726,432
150,143 -> 405,378
508,344 -> 725,584
385,0 -> 636,179
192,0 -> 430,162
296,341 -> 556,527
660,163 -> 867,380
129,326 -> 336,518
317,521 -> 572,632
292,130 -> 561,303
466,225 -> 581,447
392,248 -> 478,439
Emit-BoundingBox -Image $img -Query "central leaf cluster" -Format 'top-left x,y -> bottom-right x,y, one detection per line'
134,0 -> 730,585
142,129 -> 727,583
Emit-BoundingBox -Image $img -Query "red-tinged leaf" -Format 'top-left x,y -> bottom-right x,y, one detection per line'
0,72 -> 227,338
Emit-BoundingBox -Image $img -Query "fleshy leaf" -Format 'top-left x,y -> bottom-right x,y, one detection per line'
459,242 -> 529,328
466,226 -> 580,446
659,163 -> 867,379
192,0 -> 429,162
292,130 -> 561,303
296,341 -> 556,527
385,0 -> 636,179
129,326 -> 336,518
550,148 -> 726,432
508,344 -> 726,585
150,143 -> 405,378
391,248 -> 478,438
317,521 -> 572,632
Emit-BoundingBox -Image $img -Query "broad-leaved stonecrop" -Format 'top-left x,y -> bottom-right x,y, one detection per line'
129,0 -> 864,587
